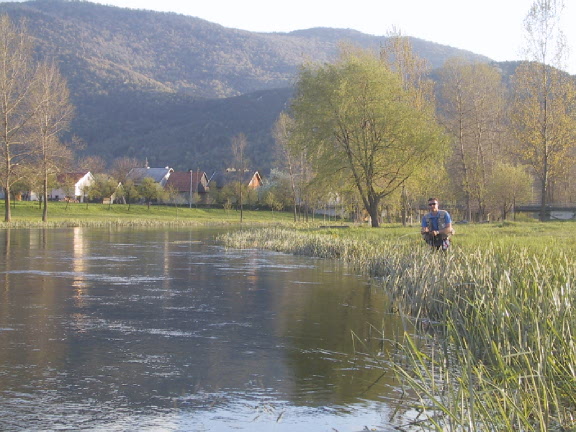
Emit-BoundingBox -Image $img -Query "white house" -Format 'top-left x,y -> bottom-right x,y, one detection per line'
50,172 -> 95,202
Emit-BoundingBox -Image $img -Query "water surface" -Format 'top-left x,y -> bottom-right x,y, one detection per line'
0,227 -> 411,431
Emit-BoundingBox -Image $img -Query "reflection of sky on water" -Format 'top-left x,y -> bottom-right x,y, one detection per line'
0,227 -> 413,431
0,389 -> 401,432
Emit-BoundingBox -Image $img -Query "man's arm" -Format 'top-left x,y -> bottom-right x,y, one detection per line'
421,215 -> 429,234
440,223 -> 453,236
440,212 -> 453,235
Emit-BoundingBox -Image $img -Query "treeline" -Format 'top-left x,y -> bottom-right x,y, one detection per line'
266,3 -> 576,225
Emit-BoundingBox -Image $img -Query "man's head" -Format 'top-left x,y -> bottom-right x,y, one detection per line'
428,198 -> 439,211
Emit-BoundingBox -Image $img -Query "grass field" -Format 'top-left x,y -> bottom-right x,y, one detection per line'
0,201 -> 296,228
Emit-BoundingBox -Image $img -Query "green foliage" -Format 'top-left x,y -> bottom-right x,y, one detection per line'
261,170 -> 293,211
291,47 -> 447,226
263,190 -> 283,212
137,177 -> 166,208
115,179 -> 140,208
487,162 -> 532,219
85,173 -> 117,203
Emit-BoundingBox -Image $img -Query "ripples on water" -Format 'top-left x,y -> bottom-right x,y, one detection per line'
0,228 -> 413,431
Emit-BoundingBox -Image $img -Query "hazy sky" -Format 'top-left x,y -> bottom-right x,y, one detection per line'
8,0 -> 574,73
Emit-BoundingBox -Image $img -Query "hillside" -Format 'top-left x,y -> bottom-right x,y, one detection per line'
0,0 -> 494,172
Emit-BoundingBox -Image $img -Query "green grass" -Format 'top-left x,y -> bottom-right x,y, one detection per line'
218,221 -> 576,431
0,201 -> 296,228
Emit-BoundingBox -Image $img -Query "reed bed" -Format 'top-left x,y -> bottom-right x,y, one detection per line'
219,225 -> 576,431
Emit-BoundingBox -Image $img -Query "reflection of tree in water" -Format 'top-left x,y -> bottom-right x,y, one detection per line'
1,229 -> 10,292
0,229 -> 73,400
276,265 -> 402,407
0,229 -> 411,429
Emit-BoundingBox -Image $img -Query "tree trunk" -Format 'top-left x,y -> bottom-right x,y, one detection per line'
540,177 -> 547,222
4,187 -> 11,222
367,198 -> 380,228
401,184 -> 408,227
42,175 -> 48,222
239,186 -> 243,223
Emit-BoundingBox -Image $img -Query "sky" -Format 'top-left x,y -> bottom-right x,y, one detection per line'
11,0 -> 576,73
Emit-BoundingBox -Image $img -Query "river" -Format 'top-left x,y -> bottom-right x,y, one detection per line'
0,227 -> 414,431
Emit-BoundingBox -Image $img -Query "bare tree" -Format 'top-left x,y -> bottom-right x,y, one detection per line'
273,113 -> 299,222
382,34 -> 438,226
512,0 -> 576,220
32,61 -> 75,221
110,156 -> 142,184
76,155 -> 106,174
438,58 -> 507,221
0,16 -> 39,222
230,133 -> 248,222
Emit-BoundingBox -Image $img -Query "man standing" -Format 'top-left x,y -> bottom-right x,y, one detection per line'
421,198 -> 454,250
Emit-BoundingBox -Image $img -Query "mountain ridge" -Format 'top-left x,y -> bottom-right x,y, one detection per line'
0,0 -> 495,172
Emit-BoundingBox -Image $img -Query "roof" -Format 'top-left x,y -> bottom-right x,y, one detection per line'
127,167 -> 173,184
165,171 -> 208,192
56,172 -> 92,184
210,170 -> 262,188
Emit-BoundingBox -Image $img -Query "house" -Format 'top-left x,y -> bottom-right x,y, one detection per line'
164,171 -> 210,204
126,167 -> 173,187
50,172 -> 94,202
210,169 -> 263,189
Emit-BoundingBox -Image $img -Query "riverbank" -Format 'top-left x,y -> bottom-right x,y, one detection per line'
0,201 -> 296,228
218,222 -> 576,431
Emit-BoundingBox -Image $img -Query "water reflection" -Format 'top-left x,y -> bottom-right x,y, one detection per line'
0,227 -> 412,431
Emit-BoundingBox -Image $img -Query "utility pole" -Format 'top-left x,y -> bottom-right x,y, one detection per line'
189,169 -> 193,209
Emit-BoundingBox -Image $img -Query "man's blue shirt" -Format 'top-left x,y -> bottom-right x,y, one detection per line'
422,211 -> 452,231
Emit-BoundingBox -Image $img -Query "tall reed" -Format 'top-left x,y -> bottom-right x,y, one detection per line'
219,226 -> 576,431
391,246 -> 576,431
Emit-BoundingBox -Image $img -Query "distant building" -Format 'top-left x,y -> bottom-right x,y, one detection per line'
50,172 -> 95,202
210,169 -> 263,189
126,167 -> 173,187
164,171 -> 210,204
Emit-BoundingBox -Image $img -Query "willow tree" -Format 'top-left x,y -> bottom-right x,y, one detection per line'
512,0 -> 576,220
290,47 -> 446,227
381,34 -> 439,226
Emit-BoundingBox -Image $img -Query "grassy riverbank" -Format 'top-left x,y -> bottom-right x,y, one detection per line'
0,201 -> 295,228
218,222 -> 576,431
